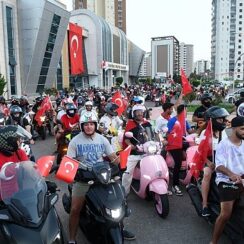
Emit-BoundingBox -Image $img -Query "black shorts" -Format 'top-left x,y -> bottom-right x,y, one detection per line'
218,182 -> 244,202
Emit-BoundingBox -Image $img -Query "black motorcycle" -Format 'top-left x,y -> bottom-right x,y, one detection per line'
0,161 -> 66,243
62,161 -> 130,244
187,175 -> 244,243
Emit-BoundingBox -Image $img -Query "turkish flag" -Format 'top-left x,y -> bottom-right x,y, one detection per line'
35,95 -> 53,126
69,23 -> 84,75
190,120 -> 213,179
180,68 -> 193,96
111,91 -> 125,116
56,155 -> 79,183
119,145 -> 131,169
36,155 -> 55,177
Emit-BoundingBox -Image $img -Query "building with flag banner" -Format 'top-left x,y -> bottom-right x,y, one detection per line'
0,0 -> 71,98
66,9 -> 131,89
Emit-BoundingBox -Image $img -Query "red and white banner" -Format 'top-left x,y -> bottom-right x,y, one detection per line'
56,155 -> 79,183
111,91 -> 125,116
36,155 -> 55,177
69,23 -> 84,75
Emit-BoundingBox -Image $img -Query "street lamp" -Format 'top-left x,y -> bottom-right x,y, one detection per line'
232,52 -> 244,93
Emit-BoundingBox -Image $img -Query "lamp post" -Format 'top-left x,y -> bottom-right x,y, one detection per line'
232,52 -> 244,93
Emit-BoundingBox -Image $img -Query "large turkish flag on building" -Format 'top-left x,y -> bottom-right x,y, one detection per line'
69,23 -> 84,75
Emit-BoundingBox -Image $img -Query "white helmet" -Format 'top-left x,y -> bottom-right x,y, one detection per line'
79,111 -> 98,124
132,104 -> 146,118
85,101 -> 93,106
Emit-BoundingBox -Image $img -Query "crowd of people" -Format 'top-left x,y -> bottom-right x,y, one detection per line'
0,83 -> 243,244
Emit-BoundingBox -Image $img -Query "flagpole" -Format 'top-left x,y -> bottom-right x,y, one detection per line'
210,119 -> 214,164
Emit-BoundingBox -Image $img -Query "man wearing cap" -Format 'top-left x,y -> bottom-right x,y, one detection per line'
211,116 -> 244,244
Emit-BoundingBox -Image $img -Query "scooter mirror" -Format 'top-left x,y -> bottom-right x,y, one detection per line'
125,132 -> 133,138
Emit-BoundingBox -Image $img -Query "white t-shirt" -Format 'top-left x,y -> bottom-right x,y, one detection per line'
215,138 -> 244,185
155,115 -> 170,134
196,129 -> 228,151
99,114 -> 123,134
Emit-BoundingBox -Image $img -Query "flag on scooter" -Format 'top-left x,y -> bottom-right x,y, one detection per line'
180,68 -> 193,96
190,120 -> 213,179
119,145 -> 131,169
35,96 -> 53,126
36,155 -> 55,177
111,91 -> 125,116
56,155 -> 79,183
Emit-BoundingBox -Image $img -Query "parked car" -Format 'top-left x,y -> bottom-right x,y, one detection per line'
225,88 -> 244,103
236,82 -> 244,88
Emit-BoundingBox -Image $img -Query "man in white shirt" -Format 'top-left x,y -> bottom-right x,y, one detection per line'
211,116 -> 244,244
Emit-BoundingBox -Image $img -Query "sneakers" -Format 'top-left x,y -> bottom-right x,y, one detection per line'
172,185 -> 183,196
202,207 -> 211,217
123,229 -> 136,241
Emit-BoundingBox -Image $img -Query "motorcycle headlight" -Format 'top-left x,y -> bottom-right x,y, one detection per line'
147,144 -> 157,154
40,116 -> 46,122
98,168 -> 111,184
105,207 -> 122,219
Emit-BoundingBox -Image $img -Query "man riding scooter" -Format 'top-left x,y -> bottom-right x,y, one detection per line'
211,116 -> 244,244
122,104 -> 153,196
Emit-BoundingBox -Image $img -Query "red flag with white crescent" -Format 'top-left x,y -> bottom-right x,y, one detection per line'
111,91 -> 125,116
36,155 -> 55,177
69,23 -> 84,75
180,68 -> 193,96
56,155 -> 79,183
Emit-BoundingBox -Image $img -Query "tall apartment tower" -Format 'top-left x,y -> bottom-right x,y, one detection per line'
151,36 -> 180,79
179,43 -> 194,77
194,60 -> 211,75
139,52 -> 152,77
73,0 -> 126,33
211,0 -> 244,81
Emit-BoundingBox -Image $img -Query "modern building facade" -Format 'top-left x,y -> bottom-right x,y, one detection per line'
194,59 -> 211,75
0,0 -> 22,97
151,36 -> 180,79
0,0 -> 70,98
73,0 -> 126,33
179,42 -> 194,77
68,9 -> 129,89
139,52 -> 152,78
211,0 -> 244,81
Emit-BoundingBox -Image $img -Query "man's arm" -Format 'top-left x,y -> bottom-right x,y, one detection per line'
216,165 -> 242,184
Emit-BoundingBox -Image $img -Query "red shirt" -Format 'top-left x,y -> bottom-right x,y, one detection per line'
61,114 -> 80,130
0,149 -> 29,170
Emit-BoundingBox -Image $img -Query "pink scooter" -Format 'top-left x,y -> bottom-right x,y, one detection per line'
125,132 -> 170,218
166,134 -> 198,185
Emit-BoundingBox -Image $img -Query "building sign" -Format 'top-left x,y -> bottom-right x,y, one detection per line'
102,61 -> 128,71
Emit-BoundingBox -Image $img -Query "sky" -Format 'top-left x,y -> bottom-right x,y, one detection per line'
126,0 -> 212,61
63,0 -> 212,61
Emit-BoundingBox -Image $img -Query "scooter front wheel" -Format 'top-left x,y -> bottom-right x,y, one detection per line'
153,193 -> 169,218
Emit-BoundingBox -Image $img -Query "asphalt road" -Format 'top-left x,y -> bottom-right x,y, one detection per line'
31,105 -> 231,244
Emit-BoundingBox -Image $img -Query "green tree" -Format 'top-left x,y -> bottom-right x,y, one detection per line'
0,73 -> 7,96
115,77 -> 123,87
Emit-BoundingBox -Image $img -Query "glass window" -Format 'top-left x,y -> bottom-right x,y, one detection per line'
38,76 -> 47,85
48,33 -> 57,44
40,67 -> 49,75
42,58 -> 51,67
50,24 -> 59,34
46,43 -> 54,52
44,51 -> 52,58
52,14 -> 61,26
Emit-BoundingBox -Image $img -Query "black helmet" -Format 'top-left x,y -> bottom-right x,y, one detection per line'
11,96 -> 20,106
10,105 -> 23,122
104,102 -> 119,116
35,96 -> 43,104
65,103 -> 77,117
201,93 -> 212,101
10,105 -> 23,115
0,125 -> 31,153
0,96 -> 5,104
205,106 -> 229,120
205,106 -> 229,131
